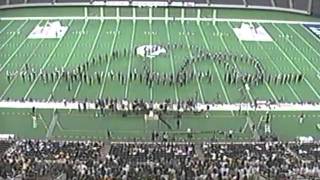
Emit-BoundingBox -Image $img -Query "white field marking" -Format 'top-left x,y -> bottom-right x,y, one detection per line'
181,22 -> 205,103
197,22 -> 234,116
1,16 -> 320,25
271,23 -> 320,98
255,41 -> 301,102
0,20 -> 28,51
286,24 -> 320,76
0,39 -> 45,100
263,23 -> 320,100
38,113 -> 48,131
23,20 -> 74,99
149,21 -> 153,101
215,22 -> 254,103
124,21 -> 136,99
165,22 -> 179,102
0,20 -> 42,74
226,22 -> 278,103
72,20 -> 104,99
301,24 -> 320,44
98,20 -> 120,99
47,20 -> 89,101
0,20 -> 14,35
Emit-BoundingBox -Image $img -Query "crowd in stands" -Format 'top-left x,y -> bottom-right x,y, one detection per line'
0,139 -> 320,179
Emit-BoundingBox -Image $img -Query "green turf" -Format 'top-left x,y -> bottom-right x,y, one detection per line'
0,7 -> 320,140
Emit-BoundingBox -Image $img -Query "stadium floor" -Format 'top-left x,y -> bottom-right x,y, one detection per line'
0,7 -> 320,140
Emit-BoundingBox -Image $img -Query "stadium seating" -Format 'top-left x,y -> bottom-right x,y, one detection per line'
246,0 -> 272,7
56,0 -> 88,3
9,0 -> 24,4
28,0 -> 53,4
211,0 -> 244,5
274,0 -> 290,8
311,0 -> 320,17
292,0 -> 309,11
0,0 -> 6,5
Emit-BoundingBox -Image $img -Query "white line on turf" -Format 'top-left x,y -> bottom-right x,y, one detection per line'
226,22 -> 278,103
23,20 -> 74,100
181,22 -> 205,103
215,22 -> 254,103
72,20 -> 104,99
149,21 -> 153,101
47,20 -> 89,101
124,21 -> 136,99
165,22 -> 179,102
1,16 -> 320,25
263,23 -> 320,100
0,20 -> 41,74
255,41 -> 301,102
197,21 -> 234,116
0,20 -> 14,35
98,20 -> 120,99
0,20 -> 28,51
0,38 -> 45,100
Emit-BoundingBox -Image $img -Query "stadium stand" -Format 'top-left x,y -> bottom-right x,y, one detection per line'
28,0 -> 52,4
9,0 -> 24,4
0,0 -> 6,6
211,0 -> 244,5
246,0 -> 272,7
1,139 -> 320,179
274,0 -> 290,8
292,0 -> 309,11
56,0 -> 88,3
312,0 -> 320,17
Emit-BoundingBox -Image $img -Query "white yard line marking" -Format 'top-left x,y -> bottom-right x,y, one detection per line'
0,20 -> 14,35
2,16 -> 320,25
181,22 -> 205,103
124,21 -> 136,99
0,20 -> 40,74
165,22 -> 179,102
256,41 -> 301,102
215,22 -> 254,103
72,20 -> 104,99
23,20 -> 74,99
48,20 -> 89,101
98,20 -> 120,99
198,22 -> 234,116
263,23 -> 320,100
198,22 -> 231,104
0,38 -> 45,100
226,22 -> 278,103
149,21 -> 153,101
0,20 -> 28,51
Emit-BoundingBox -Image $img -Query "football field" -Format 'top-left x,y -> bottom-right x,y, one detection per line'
0,7 -> 320,141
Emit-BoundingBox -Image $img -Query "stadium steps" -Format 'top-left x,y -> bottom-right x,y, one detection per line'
100,142 -> 110,159
195,144 -> 205,160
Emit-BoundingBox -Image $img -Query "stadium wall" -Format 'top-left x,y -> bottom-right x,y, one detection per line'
0,0 -> 316,16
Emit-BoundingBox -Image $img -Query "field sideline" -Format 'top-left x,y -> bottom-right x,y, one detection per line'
0,7 -> 320,140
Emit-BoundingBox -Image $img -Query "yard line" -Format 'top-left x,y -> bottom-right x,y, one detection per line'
98,20 -> 120,99
0,20 -> 28,52
47,20 -> 89,101
262,23 -> 320,100
0,20 -> 42,74
286,24 -> 320,74
226,22 -> 278,103
0,38 -> 45,100
255,41 -> 301,102
181,22 -> 205,103
197,22 -> 234,116
215,22 -> 254,103
23,20 -> 74,100
72,20 -> 104,99
149,21 -> 153,101
197,22 -> 231,104
165,22 -> 179,102
0,20 -> 14,35
124,21 -> 136,99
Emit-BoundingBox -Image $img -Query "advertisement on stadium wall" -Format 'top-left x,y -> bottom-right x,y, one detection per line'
304,24 -> 320,40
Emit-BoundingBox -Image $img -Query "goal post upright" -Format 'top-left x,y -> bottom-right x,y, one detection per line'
116,7 -> 120,22
149,7 -> 152,25
165,7 -> 169,25
213,8 -> 216,25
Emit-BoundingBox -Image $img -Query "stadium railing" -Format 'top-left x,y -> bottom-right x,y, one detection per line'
0,0 -> 318,17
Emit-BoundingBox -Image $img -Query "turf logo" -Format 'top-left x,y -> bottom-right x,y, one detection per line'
136,45 -> 166,59
304,24 -> 320,39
